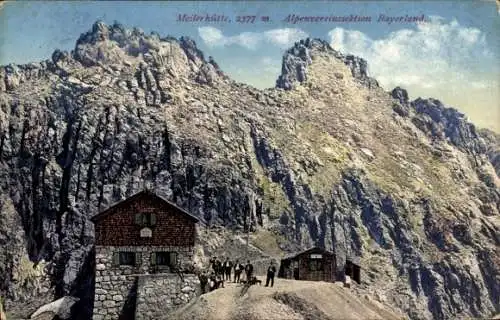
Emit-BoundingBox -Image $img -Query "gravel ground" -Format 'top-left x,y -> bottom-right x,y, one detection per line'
168,278 -> 405,320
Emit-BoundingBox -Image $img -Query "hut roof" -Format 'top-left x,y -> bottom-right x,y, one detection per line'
90,189 -> 202,223
346,256 -> 362,267
281,247 -> 335,261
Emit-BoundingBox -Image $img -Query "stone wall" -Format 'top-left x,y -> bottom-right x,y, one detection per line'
94,245 -> 195,274
135,274 -> 200,320
93,274 -> 136,320
92,245 -> 195,320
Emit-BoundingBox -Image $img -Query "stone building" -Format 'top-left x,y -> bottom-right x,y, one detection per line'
91,190 -> 201,320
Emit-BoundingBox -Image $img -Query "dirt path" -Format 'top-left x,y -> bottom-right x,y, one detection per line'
169,279 -> 406,320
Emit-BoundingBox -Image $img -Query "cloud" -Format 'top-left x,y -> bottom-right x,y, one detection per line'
198,27 -> 308,50
327,17 -> 495,90
469,81 -> 491,89
228,56 -> 280,81
263,29 -> 309,48
260,56 -> 281,73
197,26 -> 225,47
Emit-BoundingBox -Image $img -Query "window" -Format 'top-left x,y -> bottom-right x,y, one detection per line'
112,252 -> 139,266
151,252 -> 177,268
309,260 -> 324,271
134,213 -> 157,227
120,252 -> 135,265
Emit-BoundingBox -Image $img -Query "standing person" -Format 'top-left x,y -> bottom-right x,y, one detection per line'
224,257 -> 233,281
199,271 -> 208,294
234,260 -> 243,283
216,273 -> 225,289
265,261 -> 277,287
209,272 -> 216,292
344,274 -> 351,288
222,257 -> 228,280
245,260 -> 254,282
210,257 -> 217,274
216,258 -> 223,277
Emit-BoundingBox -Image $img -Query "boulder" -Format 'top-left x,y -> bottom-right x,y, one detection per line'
30,296 -> 79,320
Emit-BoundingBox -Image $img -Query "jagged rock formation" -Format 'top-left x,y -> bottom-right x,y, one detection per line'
0,21 -> 499,320
276,38 -> 379,90
480,128 -> 500,177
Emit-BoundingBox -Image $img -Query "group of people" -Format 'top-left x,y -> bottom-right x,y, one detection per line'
198,257 -> 277,293
209,257 -> 254,284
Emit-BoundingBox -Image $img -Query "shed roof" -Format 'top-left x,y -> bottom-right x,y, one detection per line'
346,256 -> 362,267
90,189 -> 201,223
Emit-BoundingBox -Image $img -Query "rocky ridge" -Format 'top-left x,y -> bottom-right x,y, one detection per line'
0,21 -> 499,320
276,38 -> 379,90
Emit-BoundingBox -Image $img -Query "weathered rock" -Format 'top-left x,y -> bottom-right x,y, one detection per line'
112,295 -> 123,302
391,86 -> 409,106
180,286 -> 193,293
410,98 -> 487,155
96,264 -> 105,271
479,128 -> 500,177
29,296 -> 79,320
102,300 -> 115,308
276,38 -> 379,90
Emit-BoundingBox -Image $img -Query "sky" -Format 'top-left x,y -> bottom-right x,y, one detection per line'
0,1 -> 499,132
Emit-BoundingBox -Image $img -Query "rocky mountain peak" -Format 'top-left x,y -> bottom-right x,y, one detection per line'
75,20 -> 148,48
276,37 -> 379,90
70,21 -> 226,85
407,97 -> 487,154
391,86 -> 410,105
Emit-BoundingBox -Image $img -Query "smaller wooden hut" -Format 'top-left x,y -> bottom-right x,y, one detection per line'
345,256 -> 361,284
278,247 -> 336,282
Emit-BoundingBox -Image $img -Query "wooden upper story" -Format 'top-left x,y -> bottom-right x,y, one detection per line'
91,190 -> 199,247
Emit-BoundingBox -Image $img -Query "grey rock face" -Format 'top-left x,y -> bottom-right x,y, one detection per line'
390,87 -> 411,117
343,54 -> 379,88
479,129 -> 500,178
391,87 -> 409,106
276,38 -> 379,90
410,98 -> 487,155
